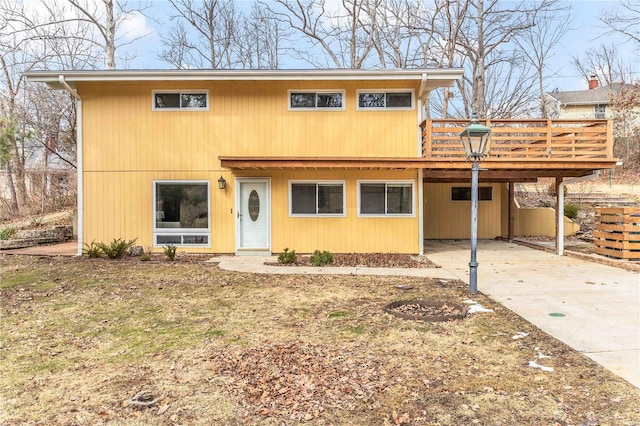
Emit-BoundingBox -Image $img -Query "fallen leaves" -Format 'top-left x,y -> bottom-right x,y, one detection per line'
209,341 -> 389,421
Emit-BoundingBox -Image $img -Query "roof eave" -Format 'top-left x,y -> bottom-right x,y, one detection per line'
24,68 -> 465,90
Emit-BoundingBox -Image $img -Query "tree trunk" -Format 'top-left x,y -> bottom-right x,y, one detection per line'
104,0 -> 116,69
5,162 -> 19,216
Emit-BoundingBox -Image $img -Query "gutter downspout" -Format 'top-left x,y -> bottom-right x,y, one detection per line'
557,171 -> 599,255
59,75 -> 83,256
417,73 -> 428,256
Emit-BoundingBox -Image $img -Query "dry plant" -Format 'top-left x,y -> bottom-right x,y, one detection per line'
1,255 -> 639,425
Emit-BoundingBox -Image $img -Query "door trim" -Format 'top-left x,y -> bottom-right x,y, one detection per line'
235,177 -> 271,254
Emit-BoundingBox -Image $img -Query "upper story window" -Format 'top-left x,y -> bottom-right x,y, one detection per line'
288,90 -> 345,110
358,181 -> 414,216
357,90 -> 413,110
595,104 -> 606,119
153,90 -> 209,111
289,181 -> 345,216
451,186 -> 493,201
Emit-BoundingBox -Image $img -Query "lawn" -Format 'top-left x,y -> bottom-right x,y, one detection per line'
1,254 -> 639,425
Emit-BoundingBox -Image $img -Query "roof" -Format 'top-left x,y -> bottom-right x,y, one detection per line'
23,68 -> 465,98
547,83 -> 634,106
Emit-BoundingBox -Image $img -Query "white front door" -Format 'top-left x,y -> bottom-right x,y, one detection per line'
236,179 -> 270,252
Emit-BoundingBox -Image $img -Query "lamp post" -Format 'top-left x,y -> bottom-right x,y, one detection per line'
459,113 -> 492,294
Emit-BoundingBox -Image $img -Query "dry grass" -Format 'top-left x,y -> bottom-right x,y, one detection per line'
1,255 -> 639,425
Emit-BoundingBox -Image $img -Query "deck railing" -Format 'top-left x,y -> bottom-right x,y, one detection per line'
420,119 -> 614,160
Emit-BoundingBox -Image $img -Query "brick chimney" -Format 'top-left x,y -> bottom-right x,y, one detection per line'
588,75 -> 599,90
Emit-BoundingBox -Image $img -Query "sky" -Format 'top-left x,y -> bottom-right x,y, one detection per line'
33,0 -> 640,92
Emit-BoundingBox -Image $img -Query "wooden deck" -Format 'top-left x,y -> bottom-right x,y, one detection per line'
421,119 -> 614,160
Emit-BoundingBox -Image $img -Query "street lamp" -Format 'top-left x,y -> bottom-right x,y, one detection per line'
459,113 -> 492,294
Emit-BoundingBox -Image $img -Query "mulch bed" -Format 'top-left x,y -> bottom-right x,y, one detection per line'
266,253 -> 440,268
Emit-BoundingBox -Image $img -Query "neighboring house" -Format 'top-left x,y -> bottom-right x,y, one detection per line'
545,76 -> 636,119
25,69 -> 617,255
0,137 -> 75,204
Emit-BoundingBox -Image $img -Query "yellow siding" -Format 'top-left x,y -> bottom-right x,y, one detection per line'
424,183 -> 503,239
79,79 -> 423,253
236,170 -> 420,254
79,80 -> 421,173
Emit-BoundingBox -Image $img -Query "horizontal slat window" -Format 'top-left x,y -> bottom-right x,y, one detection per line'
288,90 -> 345,110
451,187 -> 493,201
357,90 -> 413,110
153,90 -> 209,111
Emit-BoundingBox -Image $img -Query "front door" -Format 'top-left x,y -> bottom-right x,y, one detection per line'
236,178 -> 270,252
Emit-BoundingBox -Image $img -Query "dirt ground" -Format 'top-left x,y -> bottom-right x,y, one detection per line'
1,255 -> 639,425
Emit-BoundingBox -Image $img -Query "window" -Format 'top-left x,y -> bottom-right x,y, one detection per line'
451,187 -> 493,201
288,91 -> 344,110
153,90 -> 209,110
595,104 -> 606,119
357,90 -> 413,110
154,181 -> 210,246
358,181 -> 413,216
290,182 -> 345,216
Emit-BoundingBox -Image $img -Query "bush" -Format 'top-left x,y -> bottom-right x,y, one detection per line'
278,248 -> 297,264
163,244 -> 177,260
83,241 -> 102,258
95,238 -> 138,259
310,250 -> 334,267
0,226 -> 16,240
564,204 -> 579,219
140,246 -> 152,261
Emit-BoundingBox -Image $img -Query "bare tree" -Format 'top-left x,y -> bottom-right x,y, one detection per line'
610,82 -> 640,162
160,0 -> 239,69
259,0 -> 379,69
1,0 -> 151,70
515,6 -> 572,117
455,0 -> 560,118
235,3 -> 287,69
572,44 -> 634,87
600,0 -> 640,47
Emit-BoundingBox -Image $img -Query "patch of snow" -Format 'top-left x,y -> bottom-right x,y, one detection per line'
528,360 -> 554,372
466,304 -> 494,314
512,332 -> 529,340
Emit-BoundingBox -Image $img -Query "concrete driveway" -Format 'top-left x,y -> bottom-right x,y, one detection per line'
424,240 -> 640,388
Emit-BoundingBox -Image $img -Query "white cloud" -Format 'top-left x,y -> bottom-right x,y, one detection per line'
117,10 -> 155,42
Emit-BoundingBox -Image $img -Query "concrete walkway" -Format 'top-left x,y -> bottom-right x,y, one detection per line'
214,240 -> 640,389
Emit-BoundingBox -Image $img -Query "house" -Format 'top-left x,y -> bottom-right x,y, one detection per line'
25,69 -> 617,255
545,75 -> 635,119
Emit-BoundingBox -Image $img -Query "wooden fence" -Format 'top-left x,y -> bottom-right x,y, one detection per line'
594,207 -> 640,260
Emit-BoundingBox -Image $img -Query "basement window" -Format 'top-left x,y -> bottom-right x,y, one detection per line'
451,187 -> 493,201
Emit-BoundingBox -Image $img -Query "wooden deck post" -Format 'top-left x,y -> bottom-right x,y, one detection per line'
555,176 -> 562,253
508,181 -> 515,241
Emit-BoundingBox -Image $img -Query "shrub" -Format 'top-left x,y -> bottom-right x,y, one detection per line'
83,241 -> 102,258
140,246 -> 152,261
163,244 -> 177,260
96,238 -> 137,259
310,250 -> 334,266
564,204 -> 579,219
278,248 -> 297,264
0,226 -> 16,240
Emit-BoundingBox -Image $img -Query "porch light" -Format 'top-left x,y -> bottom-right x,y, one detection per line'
218,176 -> 226,190
459,113 -> 492,294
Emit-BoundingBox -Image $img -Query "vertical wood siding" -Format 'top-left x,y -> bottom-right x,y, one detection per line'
78,80 -> 421,252
424,183 -> 504,239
